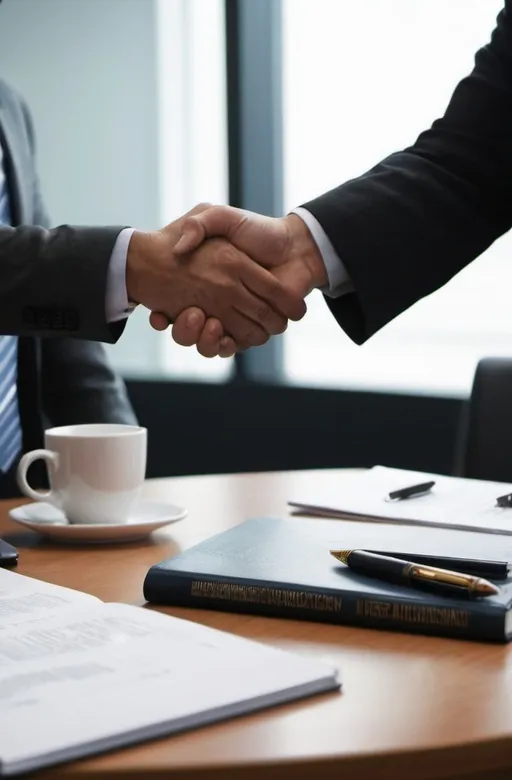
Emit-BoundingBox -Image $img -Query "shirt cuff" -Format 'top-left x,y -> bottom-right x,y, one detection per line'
291,207 -> 354,298
105,228 -> 135,323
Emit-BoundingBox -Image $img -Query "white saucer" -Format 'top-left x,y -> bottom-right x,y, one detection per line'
8,500 -> 187,544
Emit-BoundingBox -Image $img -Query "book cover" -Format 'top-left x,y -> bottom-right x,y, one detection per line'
143,516 -> 512,642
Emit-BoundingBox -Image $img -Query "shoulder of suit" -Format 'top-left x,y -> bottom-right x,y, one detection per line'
0,79 -> 33,139
0,79 -> 29,122
0,78 -> 23,108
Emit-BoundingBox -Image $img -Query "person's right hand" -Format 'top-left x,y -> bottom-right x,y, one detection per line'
148,205 -> 328,356
126,206 -> 307,351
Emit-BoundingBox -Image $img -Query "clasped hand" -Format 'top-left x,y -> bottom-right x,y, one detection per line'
127,204 -> 327,358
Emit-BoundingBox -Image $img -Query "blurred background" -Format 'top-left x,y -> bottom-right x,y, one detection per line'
0,0 -> 506,478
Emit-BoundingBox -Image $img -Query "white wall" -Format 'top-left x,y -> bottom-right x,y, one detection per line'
0,0 -> 163,371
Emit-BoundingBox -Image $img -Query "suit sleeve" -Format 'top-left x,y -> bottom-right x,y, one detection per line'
0,102 -> 127,343
18,102 -> 138,426
302,2 -> 512,344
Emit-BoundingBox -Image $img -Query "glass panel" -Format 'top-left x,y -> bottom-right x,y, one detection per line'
157,0 -> 233,382
282,0 -> 505,396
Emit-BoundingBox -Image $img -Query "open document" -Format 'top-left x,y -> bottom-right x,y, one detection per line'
289,465 -> 512,535
0,569 -> 339,776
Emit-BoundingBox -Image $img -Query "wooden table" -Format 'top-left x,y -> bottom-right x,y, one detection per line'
2,469 -> 512,780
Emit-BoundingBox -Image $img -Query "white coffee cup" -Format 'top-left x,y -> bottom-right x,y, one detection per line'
16,424 -> 147,525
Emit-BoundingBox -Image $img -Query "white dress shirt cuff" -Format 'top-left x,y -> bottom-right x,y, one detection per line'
291,207 -> 354,298
105,227 -> 135,323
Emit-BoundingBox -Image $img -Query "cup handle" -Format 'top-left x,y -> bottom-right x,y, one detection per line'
16,449 -> 60,505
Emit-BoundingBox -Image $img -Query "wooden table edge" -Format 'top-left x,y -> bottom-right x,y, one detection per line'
38,733 -> 512,780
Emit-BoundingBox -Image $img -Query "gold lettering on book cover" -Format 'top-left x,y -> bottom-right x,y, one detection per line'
356,599 -> 392,619
356,599 -> 469,628
190,581 -> 342,612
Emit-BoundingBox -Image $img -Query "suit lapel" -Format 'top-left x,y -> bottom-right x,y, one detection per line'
0,88 -> 29,226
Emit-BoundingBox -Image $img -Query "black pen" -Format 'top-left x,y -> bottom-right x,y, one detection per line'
496,492 -> 512,508
387,480 -> 435,501
330,548 -> 500,597
367,550 -> 509,580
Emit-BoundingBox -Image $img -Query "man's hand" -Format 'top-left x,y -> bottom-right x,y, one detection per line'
149,206 -> 327,357
126,206 -> 307,351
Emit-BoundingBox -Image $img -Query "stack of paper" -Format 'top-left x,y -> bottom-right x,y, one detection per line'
289,465 -> 512,535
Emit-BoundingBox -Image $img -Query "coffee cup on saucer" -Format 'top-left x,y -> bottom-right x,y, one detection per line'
16,423 -> 147,525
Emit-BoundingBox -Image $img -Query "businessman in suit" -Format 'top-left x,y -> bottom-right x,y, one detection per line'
161,1 -> 512,358
0,71 -> 305,494
0,78 -> 138,497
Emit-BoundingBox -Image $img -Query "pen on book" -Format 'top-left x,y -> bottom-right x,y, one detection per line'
330,549 -> 500,597
387,480 -> 435,501
367,551 -> 509,580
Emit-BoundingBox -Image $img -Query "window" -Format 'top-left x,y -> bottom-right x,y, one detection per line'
0,0 -> 232,383
156,0 -> 233,382
282,0 -> 506,397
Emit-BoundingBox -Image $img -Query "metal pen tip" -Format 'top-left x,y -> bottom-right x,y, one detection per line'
475,579 -> 500,597
330,549 -> 350,564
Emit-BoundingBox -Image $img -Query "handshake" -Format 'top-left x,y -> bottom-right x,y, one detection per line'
126,204 -> 328,358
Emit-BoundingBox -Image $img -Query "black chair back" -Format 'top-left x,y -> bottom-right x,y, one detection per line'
454,357 -> 512,483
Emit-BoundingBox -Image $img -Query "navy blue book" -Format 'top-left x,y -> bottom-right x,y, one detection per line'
143,517 -> 512,642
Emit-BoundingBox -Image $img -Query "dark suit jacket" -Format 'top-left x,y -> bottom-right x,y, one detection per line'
303,1 -> 512,346
0,81 -> 126,342
0,80 -> 136,497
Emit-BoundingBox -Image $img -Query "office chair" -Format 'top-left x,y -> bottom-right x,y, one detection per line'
454,357 -> 512,483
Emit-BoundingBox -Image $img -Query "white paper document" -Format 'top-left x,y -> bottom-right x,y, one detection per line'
289,465 -> 512,535
0,569 -> 100,628
0,569 -> 339,776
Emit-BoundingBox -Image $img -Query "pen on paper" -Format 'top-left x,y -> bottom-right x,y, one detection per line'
496,492 -> 512,508
387,480 -> 435,501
